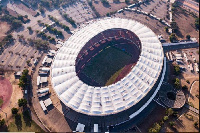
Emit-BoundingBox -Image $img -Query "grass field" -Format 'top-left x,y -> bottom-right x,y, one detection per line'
0,98 -> 3,107
82,46 -> 132,86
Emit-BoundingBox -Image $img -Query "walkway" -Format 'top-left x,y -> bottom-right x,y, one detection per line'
184,103 -> 199,114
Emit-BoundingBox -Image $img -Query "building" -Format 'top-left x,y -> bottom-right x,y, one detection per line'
50,18 -> 166,131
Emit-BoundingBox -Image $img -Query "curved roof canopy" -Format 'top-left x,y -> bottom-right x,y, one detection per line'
51,18 -> 164,116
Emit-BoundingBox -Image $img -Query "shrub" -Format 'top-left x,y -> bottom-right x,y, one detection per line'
169,121 -> 175,127
0,119 -> 5,126
166,108 -> 174,116
11,108 -> 18,115
186,34 -> 191,40
163,116 -> 169,121
18,98 -> 27,107
169,33 -> 178,42
182,85 -> 188,90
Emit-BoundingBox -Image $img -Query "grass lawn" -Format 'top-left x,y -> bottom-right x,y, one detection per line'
105,67 -> 124,86
83,46 -> 132,85
7,113 -> 44,132
0,98 -> 3,107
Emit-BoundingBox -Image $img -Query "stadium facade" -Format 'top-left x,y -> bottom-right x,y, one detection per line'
51,18 -> 166,128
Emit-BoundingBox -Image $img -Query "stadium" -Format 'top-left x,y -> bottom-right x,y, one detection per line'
51,18 -> 166,130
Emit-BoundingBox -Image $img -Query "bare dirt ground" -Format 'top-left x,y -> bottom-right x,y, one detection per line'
174,7 -> 199,41
0,22 -> 10,41
0,76 -> 12,109
0,72 -> 23,121
138,105 -> 166,132
164,111 -> 199,132
93,1 -> 127,16
189,81 -> 199,109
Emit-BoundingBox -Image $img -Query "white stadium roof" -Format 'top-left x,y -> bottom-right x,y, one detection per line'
51,18 -> 164,116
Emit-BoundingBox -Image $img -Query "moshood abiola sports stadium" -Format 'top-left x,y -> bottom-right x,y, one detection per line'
51,18 -> 166,127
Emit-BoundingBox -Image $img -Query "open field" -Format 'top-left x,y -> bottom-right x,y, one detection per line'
7,113 -> 44,132
82,46 -> 132,86
164,111 -> 199,132
173,7 -> 199,41
0,22 -> 10,41
189,81 -> 199,109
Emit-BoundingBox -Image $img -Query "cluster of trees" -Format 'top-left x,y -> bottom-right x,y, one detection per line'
48,15 -> 70,31
45,25 -> 63,36
18,69 -> 29,89
36,31 -> 56,42
195,17 -> 199,29
62,14 -> 76,25
87,1 -> 100,18
27,38 -> 49,50
1,15 -> 22,30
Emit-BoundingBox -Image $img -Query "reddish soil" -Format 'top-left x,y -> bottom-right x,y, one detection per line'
0,76 -> 13,109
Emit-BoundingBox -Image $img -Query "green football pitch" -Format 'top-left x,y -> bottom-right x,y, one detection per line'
82,45 -> 132,86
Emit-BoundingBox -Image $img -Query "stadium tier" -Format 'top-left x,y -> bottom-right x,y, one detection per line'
51,18 -> 164,118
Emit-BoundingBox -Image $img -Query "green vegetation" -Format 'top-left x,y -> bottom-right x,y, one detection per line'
188,102 -> 194,108
166,108 -> 174,116
170,21 -> 178,33
48,15 -> 70,31
0,119 -> 5,127
0,98 -> 3,107
148,123 -> 161,132
173,78 -> 181,89
8,113 -> 43,132
18,99 -> 27,107
27,38 -> 49,50
164,27 -> 169,33
195,17 -> 199,29
194,121 -> 199,128
27,27 -> 32,31
163,116 -> 169,121
62,14 -> 76,25
1,14 -> 22,30
18,69 -> 29,89
186,80 -> 190,84
173,64 -> 181,75
87,1 -> 100,18
186,34 -> 191,40
169,33 -> 178,42
105,67 -> 124,86
82,46 -> 132,86
101,0 -> 110,5
182,85 -> 188,90
11,108 -> 18,115
169,121 -> 175,127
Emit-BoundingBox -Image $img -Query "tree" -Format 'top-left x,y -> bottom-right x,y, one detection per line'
148,123 -> 161,133
186,34 -> 191,40
169,121 -> 175,127
27,27 -> 32,31
166,108 -> 174,116
163,116 -> 169,121
174,65 -> 181,75
0,119 -> 5,126
18,98 -> 27,107
11,108 -> 18,115
174,78 -> 181,89
194,121 -> 199,128
26,60 -> 30,65
169,33 -> 177,42
164,27 -> 169,33
195,17 -> 199,29
182,85 -> 188,90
